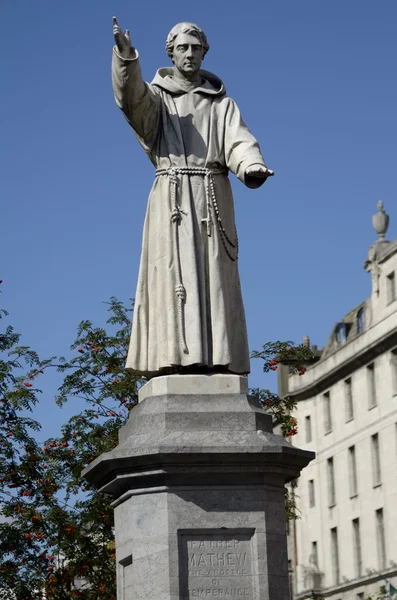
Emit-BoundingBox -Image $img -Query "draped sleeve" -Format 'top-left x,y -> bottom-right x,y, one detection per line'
111,48 -> 161,154
223,98 -> 269,189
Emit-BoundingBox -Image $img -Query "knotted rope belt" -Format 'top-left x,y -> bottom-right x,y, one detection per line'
155,166 -> 238,354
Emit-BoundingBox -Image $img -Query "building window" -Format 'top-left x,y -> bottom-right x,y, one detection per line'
308,479 -> 315,508
345,377 -> 354,421
352,518 -> 362,577
387,272 -> 396,304
348,445 -> 358,497
367,363 -> 377,408
331,527 -> 340,585
371,433 -> 382,487
327,457 -> 336,506
335,323 -> 347,344
311,541 -> 318,567
391,349 -> 397,395
376,508 -> 387,569
305,415 -> 312,443
324,391 -> 332,433
357,307 -> 365,333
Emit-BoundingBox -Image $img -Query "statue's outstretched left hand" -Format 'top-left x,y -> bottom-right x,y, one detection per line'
245,165 -> 274,179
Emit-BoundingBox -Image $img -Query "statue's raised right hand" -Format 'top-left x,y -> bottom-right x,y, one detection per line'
113,16 -> 134,58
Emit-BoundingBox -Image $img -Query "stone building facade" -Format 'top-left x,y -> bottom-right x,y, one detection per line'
279,202 -> 397,599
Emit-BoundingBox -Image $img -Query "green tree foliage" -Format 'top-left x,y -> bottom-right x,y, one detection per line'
0,298 -> 139,599
1,293 -> 311,598
0,295 -> 54,598
251,340 -> 312,437
314,587 -> 397,600
250,341 -> 313,523
367,585 -> 397,600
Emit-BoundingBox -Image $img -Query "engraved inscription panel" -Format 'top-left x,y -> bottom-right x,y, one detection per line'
180,531 -> 254,599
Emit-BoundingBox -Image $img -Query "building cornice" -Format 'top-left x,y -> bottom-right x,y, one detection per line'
295,566 -> 397,599
288,326 -> 397,401
378,239 -> 397,264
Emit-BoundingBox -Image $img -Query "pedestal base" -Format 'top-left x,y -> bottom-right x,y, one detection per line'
84,374 -> 314,600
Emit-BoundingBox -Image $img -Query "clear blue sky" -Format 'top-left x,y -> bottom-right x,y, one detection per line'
1,0 -> 396,435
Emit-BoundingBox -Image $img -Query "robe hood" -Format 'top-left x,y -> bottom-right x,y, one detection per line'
151,68 -> 226,96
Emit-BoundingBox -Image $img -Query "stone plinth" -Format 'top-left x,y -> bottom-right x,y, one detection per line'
83,374 -> 314,600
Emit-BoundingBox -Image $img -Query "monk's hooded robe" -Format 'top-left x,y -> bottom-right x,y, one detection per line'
112,48 -> 270,378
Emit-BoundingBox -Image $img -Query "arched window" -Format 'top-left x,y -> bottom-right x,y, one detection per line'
335,323 -> 347,344
357,308 -> 365,334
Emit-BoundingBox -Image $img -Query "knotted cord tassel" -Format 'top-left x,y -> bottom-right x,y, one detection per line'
170,170 -> 189,354
157,165 -> 239,353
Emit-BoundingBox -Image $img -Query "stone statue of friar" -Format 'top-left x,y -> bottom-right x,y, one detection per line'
112,17 -> 274,378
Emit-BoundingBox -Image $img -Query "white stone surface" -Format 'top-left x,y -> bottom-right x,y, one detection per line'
111,20 -> 273,378
138,373 -> 248,403
283,210 -> 397,599
85,372 -> 313,600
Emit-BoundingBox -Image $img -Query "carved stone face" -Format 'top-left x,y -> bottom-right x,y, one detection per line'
172,32 -> 204,79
